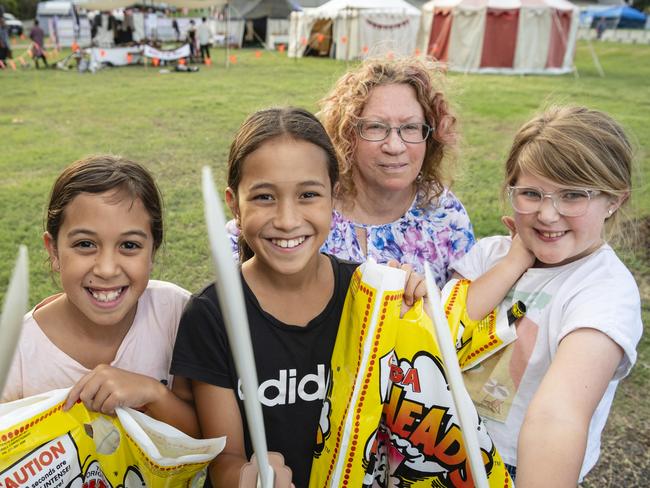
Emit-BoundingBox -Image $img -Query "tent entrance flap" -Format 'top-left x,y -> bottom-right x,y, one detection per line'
305,19 -> 333,56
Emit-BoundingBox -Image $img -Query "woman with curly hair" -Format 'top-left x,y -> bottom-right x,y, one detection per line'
319,56 -> 474,286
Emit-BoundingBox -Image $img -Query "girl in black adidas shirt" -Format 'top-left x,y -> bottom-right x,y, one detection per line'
171,108 -> 425,488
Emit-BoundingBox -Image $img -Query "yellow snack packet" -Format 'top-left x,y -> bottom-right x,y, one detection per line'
442,279 -> 527,422
0,388 -> 225,488
442,279 -> 521,371
310,261 -> 512,487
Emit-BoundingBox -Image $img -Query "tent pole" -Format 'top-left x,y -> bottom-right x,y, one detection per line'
345,8 -> 352,65
226,1 -> 230,68
586,36 -> 604,77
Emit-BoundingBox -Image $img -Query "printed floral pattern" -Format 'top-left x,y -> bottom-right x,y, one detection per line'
323,190 -> 475,287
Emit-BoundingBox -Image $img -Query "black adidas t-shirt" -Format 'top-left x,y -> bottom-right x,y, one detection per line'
171,255 -> 358,488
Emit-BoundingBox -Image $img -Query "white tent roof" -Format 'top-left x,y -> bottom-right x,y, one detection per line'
313,0 -> 421,17
73,0 -> 227,10
422,0 -> 575,11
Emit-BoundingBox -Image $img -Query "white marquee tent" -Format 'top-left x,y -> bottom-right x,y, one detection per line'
288,0 -> 421,60
75,0 -> 226,9
416,0 -> 579,74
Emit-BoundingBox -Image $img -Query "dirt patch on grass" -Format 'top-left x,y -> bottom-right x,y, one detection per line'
581,403 -> 650,487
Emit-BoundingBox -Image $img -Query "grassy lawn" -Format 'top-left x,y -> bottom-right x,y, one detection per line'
1,40 -> 648,485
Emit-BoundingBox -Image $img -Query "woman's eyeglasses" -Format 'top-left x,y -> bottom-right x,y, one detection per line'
356,120 -> 432,144
507,186 -> 601,217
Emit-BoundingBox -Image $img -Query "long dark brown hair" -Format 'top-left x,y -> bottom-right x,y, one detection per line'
227,107 -> 339,261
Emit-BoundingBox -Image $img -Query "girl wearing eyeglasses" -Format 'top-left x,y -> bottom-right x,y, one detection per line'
450,106 -> 642,486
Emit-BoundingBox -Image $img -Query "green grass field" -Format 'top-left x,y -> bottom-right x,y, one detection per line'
1,40 -> 648,485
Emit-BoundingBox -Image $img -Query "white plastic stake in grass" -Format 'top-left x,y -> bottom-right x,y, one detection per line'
424,264 -> 489,488
201,167 -> 274,488
0,246 -> 29,396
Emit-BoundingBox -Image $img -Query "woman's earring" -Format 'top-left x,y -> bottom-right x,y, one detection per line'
416,172 -> 423,183
608,208 -> 614,216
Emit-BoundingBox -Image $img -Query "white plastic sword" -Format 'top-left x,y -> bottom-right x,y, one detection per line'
424,264 -> 489,488
0,245 -> 29,396
201,167 -> 275,488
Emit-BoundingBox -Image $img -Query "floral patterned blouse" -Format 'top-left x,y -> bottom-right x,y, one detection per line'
323,189 -> 475,287
225,189 -> 475,288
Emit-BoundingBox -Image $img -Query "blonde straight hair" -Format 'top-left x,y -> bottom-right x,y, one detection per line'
504,105 -> 635,242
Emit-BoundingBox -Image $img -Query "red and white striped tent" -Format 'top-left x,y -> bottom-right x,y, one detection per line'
417,0 -> 579,74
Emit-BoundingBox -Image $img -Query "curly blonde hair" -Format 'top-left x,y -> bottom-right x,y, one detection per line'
318,56 -> 458,206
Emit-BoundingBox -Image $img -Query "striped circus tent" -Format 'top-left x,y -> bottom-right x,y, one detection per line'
417,0 -> 579,74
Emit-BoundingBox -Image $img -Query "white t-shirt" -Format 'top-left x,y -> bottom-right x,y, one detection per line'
451,236 -> 642,480
1,280 -> 190,402
197,22 -> 211,45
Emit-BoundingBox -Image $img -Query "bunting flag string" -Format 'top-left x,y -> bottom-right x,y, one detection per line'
365,18 -> 410,30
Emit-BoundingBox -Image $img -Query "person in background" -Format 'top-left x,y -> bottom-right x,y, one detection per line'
172,18 -> 180,42
596,17 -> 607,40
0,17 -> 12,67
29,19 -> 48,69
197,16 -> 211,63
186,19 -> 197,62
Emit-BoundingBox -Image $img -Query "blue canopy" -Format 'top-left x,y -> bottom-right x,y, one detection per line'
592,6 -> 647,29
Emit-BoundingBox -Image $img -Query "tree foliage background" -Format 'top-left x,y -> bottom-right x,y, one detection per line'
633,0 -> 650,13
1,0 -> 38,19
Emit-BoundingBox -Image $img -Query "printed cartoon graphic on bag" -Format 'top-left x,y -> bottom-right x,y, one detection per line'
310,260 -> 512,487
442,279 -> 532,422
0,388 -> 225,488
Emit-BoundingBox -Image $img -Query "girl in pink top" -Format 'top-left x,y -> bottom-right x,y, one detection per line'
1,155 -> 196,435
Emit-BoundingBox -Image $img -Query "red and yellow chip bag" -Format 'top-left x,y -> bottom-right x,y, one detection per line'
310,260 -> 512,487
0,388 -> 225,488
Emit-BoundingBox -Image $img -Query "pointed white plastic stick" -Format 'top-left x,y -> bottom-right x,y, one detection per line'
201,167 -> 274,488
0,246 -> 29,395
424,264 -> 489,488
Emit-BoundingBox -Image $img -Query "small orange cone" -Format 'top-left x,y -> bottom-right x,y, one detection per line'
152,57 -> 160,67
278,44 -> 286,53
205,56 -> 212,66
254,50 -> 261,58
126,53 -> 133,63
228,54 -> 237,64
178,57 -> 186,65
